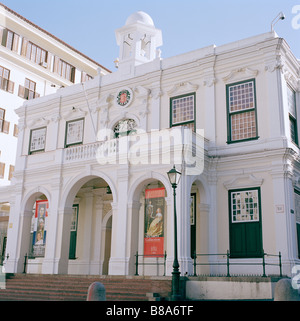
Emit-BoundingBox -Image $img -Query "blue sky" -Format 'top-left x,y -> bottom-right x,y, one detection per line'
1,0 -> 299,71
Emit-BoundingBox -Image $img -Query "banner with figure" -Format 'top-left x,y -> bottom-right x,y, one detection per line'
144,188 -> 165,257
31,200 -> 48,257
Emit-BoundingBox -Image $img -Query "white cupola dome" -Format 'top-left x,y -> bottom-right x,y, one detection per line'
115,11 -> 162,75
125,11 -> 155,27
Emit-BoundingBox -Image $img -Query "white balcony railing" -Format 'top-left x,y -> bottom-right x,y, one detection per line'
63,127 -> 206,174
64,140 -> 117,163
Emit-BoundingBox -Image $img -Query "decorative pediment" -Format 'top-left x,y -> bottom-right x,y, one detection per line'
96,94 -> 114,108
293,176 -> 300,189
203,77 -> 217,87
167,82 -> 199,96
264,56 -> 284,73
222,67 -> 259,83
284,69 -> 300,91
134,85 -> 150,98
61,107 -> 87,121
223,174 -> 264,190
150,88 -> 163,100
27,117 -> 50,129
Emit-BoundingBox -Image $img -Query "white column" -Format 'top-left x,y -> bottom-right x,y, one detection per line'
5,205 -> 32,273
272,162 -> 298,276
208,174 -> 218,256
126,200 -> 141,275
108,201 -> 126,275
177,173 -> 193,275
264,56 -> 286,139
165,195 -> 173,276
150,87 -> 162,130
42,188 -> 61,274
108,165 -> 130,275
203,67 -> 217,145
90,189 -> 105,275
52,207 -> 73,274
81,188 -> 94,271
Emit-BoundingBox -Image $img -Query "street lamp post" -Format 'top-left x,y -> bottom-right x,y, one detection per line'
167,166 -> 181,301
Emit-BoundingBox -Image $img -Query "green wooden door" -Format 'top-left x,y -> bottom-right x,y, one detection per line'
190,193 -> 196,258
69,204 -> 78,259
229,188 -> 263,258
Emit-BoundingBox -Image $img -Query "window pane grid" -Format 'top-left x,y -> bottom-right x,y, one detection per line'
26,42 -> 47,65
231,190 -> 259,223
231,110 -> 256,141
172,95 -> 194,125
290,116 -> 297,144
30,128 -> 46,153
66,119 -> 84,146
228,80 -> 257,142
287,85 -> 296,118
229,81 -> 255,113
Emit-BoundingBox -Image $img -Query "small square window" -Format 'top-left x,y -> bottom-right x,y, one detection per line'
65,118 -> 84,147
170,93 -> 195,130
29,127 -> 46,154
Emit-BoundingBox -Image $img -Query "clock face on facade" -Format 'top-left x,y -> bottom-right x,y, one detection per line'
116,88 -> 133,107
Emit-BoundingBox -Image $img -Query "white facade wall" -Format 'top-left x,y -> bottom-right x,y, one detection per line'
2,12 -> 300,278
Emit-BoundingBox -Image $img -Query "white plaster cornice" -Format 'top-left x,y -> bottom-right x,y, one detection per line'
223,174 -> 264,190
203,77 -> 217,87
222,67 -> 259,83
167,81 -> 199,96
27,116 -> 50,129
283,69 -> 300,91
264,56 -> 284,73
134,85 -> 150,98
61,107 -> 87,121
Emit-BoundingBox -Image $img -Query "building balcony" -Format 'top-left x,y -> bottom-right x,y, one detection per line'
63,127 -> 206,173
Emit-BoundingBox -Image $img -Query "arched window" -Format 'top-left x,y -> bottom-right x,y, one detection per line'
113,119 -> 137,138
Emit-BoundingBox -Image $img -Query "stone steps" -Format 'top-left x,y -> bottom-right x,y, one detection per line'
0,274 -> 172,301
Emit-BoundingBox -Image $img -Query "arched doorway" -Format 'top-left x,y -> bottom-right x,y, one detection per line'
189,177 -> 210,275
61,174 -> 115,275
0,202 -> 10,265
128,173 -> 172,276
15,190 -> 50,274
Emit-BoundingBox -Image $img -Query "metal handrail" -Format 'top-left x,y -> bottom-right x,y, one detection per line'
135,251 -> 167,276
192,250 -> 282,277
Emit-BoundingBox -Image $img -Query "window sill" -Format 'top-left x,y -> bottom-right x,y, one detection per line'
226,136 -> 260,144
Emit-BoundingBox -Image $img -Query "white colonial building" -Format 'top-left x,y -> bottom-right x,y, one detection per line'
1,11 -> 300,278
0,3 -> 110,262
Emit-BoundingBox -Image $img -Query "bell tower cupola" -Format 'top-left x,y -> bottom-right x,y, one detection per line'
115,11 -> 162,74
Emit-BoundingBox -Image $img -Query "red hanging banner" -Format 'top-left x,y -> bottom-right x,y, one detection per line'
144,188 -> 165,257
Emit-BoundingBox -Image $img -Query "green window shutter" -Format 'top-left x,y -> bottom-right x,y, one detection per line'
69,204 -> 78,259
229,188 -> 263,258
1,29 -> 7,47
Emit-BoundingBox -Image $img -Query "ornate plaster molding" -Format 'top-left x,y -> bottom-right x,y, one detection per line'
223,174 -> 264,190
222,67 -> 259,83
167,82 -> 199,96
61,107 -> 87,121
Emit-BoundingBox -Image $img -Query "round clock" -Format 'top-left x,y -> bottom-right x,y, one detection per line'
116,88 -> 133,107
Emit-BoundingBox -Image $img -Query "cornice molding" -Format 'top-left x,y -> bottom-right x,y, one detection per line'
223,174 -> 264,190
222,67 -> 259,83
167,81 -> 199,96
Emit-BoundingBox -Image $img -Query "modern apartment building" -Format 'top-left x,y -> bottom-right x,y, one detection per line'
0,3 -> 110,262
